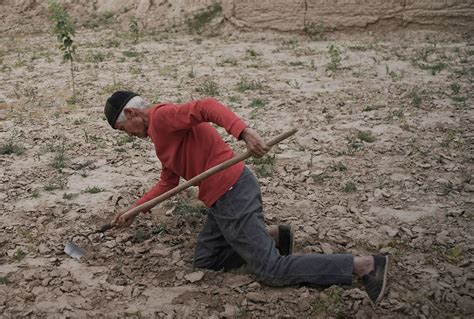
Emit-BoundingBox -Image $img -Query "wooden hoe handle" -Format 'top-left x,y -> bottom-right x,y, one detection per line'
115,128 -> 298,224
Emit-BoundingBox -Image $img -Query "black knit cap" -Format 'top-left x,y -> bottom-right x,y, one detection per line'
104,91 -> 138,128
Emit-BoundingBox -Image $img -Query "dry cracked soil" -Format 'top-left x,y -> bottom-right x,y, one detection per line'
0,24 -> 473,318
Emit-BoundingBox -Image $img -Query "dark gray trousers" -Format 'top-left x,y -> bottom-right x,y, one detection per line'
193,167 -> 354,286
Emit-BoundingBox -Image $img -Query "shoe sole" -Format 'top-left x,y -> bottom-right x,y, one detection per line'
373,255 -> 390,305
279,225 -> 294,255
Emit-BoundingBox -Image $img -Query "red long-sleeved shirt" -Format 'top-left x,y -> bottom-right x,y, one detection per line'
135,98 -> 247,208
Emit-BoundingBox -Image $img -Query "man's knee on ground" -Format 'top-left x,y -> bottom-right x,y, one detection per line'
193,257 -> 221,271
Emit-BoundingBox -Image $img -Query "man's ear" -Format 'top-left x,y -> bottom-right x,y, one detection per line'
123,108 -> 136,119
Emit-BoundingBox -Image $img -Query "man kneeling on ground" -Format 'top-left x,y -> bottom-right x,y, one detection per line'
104,91 -> 389,305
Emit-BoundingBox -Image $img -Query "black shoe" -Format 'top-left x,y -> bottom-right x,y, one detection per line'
278,225 -> 294,256
362,255 -> 389,305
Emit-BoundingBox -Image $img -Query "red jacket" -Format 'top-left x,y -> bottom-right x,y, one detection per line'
135,98 -> 247,208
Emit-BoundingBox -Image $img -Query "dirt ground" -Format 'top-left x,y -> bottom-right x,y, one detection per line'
0,23 -> 473,318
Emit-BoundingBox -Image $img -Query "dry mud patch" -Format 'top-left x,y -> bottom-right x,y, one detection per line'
0,28 -> 473,317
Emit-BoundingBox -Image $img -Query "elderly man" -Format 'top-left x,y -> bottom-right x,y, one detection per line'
104,91 -> 389,305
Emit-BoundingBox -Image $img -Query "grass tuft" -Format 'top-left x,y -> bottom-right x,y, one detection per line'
196,79 -> 219,96
85,186 -> 104,194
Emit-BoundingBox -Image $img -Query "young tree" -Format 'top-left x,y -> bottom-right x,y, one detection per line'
48,0 -> 77,102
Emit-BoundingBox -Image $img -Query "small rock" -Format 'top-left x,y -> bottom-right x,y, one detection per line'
329,205 -> 347,214
32,286 -> 45,296
42,278 -> 51,287
298,299 -> 311,311
184,271 -> 204,283
221,304 -> 237,317
420,267 -> 439,278
109,285 -> 125,293
320,243 -> 333,254
303,225 -> 317,235
104,240 -> 116,248
176,271 -> 184,280
457,296 -> 474,314
132,287 -> 141,298
381,190 -> 391,198
421,305 -> 429,316
246,292 -> 266,303
248,282 -> 261,289
446,265 -> 463,277
374,189 -> 383,199
343,288 -> 366,300
381,226 -> 398,237
401,227 -> 414,237
172,250 -> 181,263
38,243 -> 51,254
150,245 -> 170,257
464,184 -> 474,192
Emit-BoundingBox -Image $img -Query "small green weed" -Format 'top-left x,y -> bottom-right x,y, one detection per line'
0,277 -> 7,284
414,61 -> 446,75
0,140 -> 25,155
218,58 -> 238,66
63,192 -> 79,200
246,48 -> 261,59
228,95 -> 241,103
439,181 -> 455,195
446,246 -> 462,264
51,147 -> 67,170
249,99 -> 266,108
129,17 -> 139,42
450,82 -> 460,95
188,67 -> 195,78
357,131 -> 376,143
13,248 -> 26,261
236,78 -> 263,92
73,118 -> 86,125
85,51 -> 106,63
173,197 -> 207,217
311,287 -> 344,317
330,162 -> 347,172
451,95 -> 467,103
132,229 -> 147,243
44,175 -> 68,191
195,79 -> 219,96
311,173 -> 332,184
31,189 -> 40,198
186,3 -> 222,33
343,181 -> 357,193
85,186 -> 104,194
304,21 -> 325,40
408,90 -> 422,108
247,155 -> 276,178
327,44 -> 341,72
345,136 -> 363,154
122,50 -> 141,58
116,135 -> 135,146
151,224 -> 167,236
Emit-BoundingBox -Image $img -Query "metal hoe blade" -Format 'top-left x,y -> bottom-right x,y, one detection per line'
64,241 -> 85,260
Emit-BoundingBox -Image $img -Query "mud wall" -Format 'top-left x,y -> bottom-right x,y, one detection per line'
0,0 -> 473,34
222,0 -> 474,33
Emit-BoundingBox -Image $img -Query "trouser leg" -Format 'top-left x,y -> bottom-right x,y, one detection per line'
193,209 -> 245,271
210,167 -> 354,287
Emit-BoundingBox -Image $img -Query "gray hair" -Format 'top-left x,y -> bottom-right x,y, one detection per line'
115,95 -> 148,124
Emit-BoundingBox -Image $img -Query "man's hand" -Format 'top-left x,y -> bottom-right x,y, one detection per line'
241,128 -> 270,158
111,209 -> 137,228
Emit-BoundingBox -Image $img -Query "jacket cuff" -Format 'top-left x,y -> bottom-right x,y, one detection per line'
229,119 -> 247,140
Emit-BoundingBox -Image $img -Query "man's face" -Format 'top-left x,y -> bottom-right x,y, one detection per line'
114,109 -> 148,138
